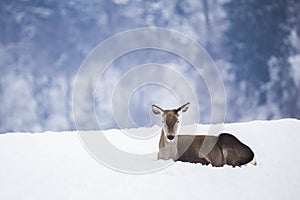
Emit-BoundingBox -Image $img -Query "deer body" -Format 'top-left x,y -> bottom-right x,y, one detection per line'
153,103 -> 256,167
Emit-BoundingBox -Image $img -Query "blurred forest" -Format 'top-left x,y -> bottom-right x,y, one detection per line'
0,0 -> 300,133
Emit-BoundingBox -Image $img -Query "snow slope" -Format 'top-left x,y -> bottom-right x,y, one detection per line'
0,119 -> 300,200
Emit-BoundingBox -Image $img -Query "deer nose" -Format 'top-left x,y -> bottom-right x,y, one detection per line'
167,135 -> 175,140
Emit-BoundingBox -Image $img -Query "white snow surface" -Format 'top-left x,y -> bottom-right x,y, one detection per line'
0,119 -> 300,200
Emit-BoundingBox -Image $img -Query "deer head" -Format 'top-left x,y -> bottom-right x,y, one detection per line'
152,102 -> 190,142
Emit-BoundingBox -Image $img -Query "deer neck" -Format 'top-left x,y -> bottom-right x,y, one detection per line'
158,129 -> 178,160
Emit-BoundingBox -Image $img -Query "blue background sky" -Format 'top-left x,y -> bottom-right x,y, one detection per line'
1,0 -> 300,133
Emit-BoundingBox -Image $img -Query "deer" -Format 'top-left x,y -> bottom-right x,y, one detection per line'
152,102 -> 257,167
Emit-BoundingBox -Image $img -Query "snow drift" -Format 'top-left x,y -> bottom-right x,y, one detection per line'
0,119 -> 299,200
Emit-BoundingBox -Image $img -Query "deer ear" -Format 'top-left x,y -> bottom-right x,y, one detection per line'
152,105 -> 164,115
177,102 -> 190,114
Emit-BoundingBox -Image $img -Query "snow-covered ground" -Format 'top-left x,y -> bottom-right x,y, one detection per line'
0,119 -> 299,200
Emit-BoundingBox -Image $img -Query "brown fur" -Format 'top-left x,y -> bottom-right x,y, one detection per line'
176,134 -> 255,167
153,103 -> 256,167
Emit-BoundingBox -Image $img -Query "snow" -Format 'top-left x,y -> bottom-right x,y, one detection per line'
0,119 -> 300,200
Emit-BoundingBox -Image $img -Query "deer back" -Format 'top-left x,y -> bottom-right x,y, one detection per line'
217,133 -> 255,167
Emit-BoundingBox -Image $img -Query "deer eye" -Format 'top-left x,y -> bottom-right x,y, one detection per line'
177,120 -> 180,123
162,121 -> 165,123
